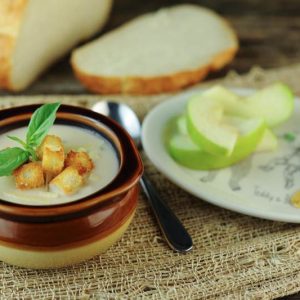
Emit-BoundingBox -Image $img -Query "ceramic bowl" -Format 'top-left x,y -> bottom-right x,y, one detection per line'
0,104 -> 143,269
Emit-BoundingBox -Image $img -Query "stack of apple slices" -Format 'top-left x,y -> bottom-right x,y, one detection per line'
166,83 -> 294,170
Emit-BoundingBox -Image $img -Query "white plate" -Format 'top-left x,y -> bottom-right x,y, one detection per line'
142,87 -> 300,223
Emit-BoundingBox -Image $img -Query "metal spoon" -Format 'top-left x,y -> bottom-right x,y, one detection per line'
92,101 -> 193,253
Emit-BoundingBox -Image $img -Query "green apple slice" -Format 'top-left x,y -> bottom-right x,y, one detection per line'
176,115 -> 277,153
186,95 -> 239,156
202,83 -> 294,127
202,85 -> 240,112
255,128 -> 278,152
241,83 -> 294,127
166,115 -> 266,170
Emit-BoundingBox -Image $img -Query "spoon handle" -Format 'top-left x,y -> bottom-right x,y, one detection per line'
140,174 -> 193,253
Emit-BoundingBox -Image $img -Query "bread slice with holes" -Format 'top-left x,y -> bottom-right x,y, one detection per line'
0,0 -> 112,91
71,4 -> 238,95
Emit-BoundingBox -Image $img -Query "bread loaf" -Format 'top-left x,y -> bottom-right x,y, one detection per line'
0,0 -> 112,91
71,4 -> 238,95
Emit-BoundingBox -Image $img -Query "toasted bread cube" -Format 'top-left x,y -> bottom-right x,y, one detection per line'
37,135 -> 64,159
65,150 -> 94,176
13,162 -> 45,190
38,135 -> 65,176
42,147 -> 65,177
49,166 -> 84,195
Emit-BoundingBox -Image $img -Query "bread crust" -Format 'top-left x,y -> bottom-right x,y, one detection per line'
0,0 -> 28,90
72,47 -> 238,95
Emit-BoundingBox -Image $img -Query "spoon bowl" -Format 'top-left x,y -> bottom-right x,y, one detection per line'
92,102 -> 141,146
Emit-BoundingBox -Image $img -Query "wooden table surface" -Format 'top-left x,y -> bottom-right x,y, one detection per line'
1,0 -> 300,298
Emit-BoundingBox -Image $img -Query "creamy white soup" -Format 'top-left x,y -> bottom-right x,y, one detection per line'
0,125 -> 119,206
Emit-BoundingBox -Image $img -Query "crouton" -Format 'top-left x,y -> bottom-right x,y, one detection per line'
38,135 -> 65,177
42,147 -> 65,177
65,150 -> 94,176
37,135 -> 64,159
13,162 -> 45,190
49,166 -> 84,195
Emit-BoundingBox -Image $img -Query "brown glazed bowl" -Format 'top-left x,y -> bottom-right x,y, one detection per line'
0,104 -> 143,269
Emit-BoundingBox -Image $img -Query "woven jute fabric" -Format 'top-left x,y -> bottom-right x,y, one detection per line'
1,65 -> 300,299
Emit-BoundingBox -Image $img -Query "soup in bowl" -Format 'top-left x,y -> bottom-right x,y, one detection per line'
0,104 -> 143,269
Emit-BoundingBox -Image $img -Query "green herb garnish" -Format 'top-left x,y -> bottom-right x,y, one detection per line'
0,148 -> 30,176
26,102 -> 60,148
0,103 -> 60,176
283,132 -> 296,142
7,135 -> 37,161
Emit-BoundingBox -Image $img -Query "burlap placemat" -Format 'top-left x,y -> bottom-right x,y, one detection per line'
1,64 -> 300,299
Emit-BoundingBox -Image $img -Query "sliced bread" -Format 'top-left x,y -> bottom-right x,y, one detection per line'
71,4 -> 238,95
0,0 -> 112,91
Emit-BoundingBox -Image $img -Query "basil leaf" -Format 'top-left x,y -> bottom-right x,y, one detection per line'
26,102 -> 60,147
0,147 -> 30,176
7,136 -> 38,161
26,146 -> 38,161
7,135 -> 27,148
